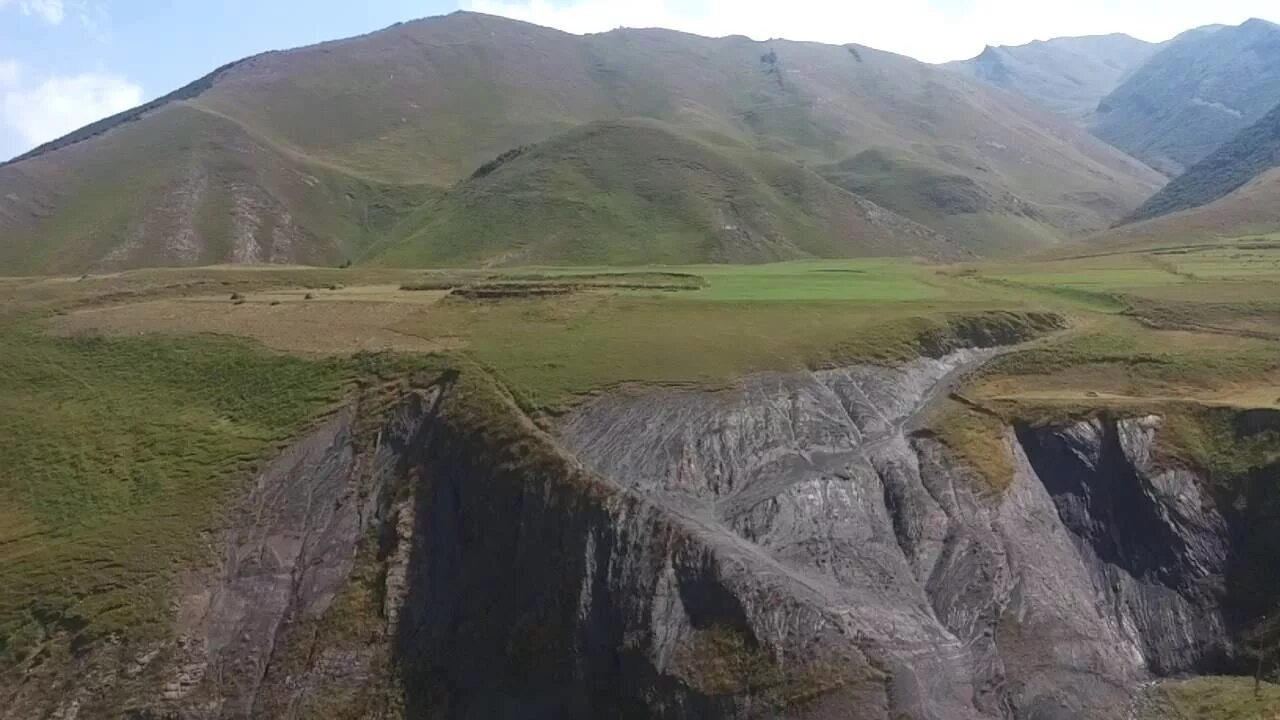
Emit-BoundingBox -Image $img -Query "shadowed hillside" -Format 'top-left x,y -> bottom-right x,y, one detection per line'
1093,19 -> 1280,176
1126,101 -> 1280,223
1085,167 -> 1280,252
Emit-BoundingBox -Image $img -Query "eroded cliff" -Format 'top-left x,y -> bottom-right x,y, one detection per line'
10,348 -> 1277,719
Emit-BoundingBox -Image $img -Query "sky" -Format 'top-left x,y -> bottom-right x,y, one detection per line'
2,0 -> 1278,161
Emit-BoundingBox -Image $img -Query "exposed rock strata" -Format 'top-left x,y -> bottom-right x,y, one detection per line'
7,356 -> 1274,719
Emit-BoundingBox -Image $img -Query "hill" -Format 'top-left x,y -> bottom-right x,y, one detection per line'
944,33 -> 1160,123
817,148 -> 1067,254
1085,166 -> 1280,251
1093,19 -> 1280,176
365,120 -> 962,266
0,103 -> 435,274
1125,100 -> 1280,223
0,12 -> 1163,274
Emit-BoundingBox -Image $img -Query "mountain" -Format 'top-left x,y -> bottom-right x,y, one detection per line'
365,119 -> 963,266
1126,100 -> 1280,223
944,34 -> 1160,123
0,12 -> 1164,274
1093,19 -> 1280,176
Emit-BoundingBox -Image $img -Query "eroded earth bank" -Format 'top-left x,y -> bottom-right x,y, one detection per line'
10,331 -> 1279,720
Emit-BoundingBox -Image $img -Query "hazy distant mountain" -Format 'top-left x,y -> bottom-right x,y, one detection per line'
1126,100 -> 1280,223
1093,19 -> 1280,176
0,12 -> 1163,273
944,33 -> 1161,122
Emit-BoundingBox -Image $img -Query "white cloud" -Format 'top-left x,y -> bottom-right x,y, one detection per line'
0,0 -> 65,24
461,0 -> 1280,63
23,0 -> 64,24
0,61 -> 20,88
2,70 -> 142,149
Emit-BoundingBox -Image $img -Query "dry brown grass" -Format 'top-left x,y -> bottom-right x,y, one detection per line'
50,285 -> 458,355
930,402 -> 1017,494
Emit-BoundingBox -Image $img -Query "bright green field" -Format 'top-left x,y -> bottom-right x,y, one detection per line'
518,259 -> 943,301
391,259 -> 1045,408
0,312 -> 429,666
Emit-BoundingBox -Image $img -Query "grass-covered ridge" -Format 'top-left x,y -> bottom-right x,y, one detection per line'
366,119 -> 959,268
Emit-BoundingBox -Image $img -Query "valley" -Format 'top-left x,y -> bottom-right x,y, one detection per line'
2,7 -> 1280,719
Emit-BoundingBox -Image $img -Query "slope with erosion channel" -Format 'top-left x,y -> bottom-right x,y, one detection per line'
366,119 -> 963,267
557,358 -> 1280,718
0,11 -> 1165,273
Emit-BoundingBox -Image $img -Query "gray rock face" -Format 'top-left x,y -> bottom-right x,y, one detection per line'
552,358 -> 1240,719
158,390 -> 439,719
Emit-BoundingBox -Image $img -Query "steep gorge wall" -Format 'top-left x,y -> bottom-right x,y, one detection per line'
389,374 -> 888,719
557,365 -> 1277,719
10,357 -> 1276,719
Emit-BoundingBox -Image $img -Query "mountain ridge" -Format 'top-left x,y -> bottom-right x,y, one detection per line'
944,33 -> 1161,123
363,118 -> 966,266
1092,18 -> 1280,175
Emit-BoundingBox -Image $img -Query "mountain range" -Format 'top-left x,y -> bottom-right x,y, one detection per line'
949,17 -> 1280,245
0,12 -> 1162,274
5,12 -> 1280,274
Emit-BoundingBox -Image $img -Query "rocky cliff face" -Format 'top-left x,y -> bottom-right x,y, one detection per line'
1,389 -> 442,720
386,354 -> 1268,719
555,354 -> 1241,719
10,355 -> 1274,719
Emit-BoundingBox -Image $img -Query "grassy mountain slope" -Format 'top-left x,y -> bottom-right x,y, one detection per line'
366,119 -> 962,266
944,34 -> 1160,122
818,149 -> 1065,255
0,12 -> 1164,273
0,103 -> 434,275
1093,19 -> 1280,176
186,13 -> 1162,196
1087,167 -> 1280,251
1126,101 -> 1280,223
